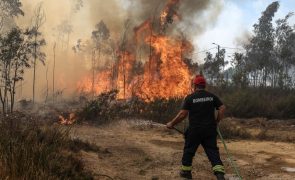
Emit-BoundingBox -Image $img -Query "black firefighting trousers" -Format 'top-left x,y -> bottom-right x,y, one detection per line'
181,127 -> 224,174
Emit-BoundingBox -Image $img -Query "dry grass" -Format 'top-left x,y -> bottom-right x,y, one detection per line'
0,112 -> 99,179
219,118 -> 295,143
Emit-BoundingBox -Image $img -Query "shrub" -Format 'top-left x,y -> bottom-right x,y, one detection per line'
0,112 -> 95,179
138,98 -> 182,123
77,90 -> 182,124
218,119 -> 252,139
211,87 -> 295,119
77,90 -> 124,124
275,94 -> 295,119
77,87 -> 295,126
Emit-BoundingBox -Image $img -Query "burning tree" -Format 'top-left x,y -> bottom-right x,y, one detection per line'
77,0 -> 195,101
91,20 -> 110,96
74,21 -> 113,98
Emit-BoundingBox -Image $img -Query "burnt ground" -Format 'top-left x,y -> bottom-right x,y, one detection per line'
70,120 -> 295,180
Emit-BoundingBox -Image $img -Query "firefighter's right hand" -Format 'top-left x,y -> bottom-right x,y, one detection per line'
166,122 -> 174,129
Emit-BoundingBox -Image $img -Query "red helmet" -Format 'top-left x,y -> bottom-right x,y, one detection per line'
193,75 -> 206,85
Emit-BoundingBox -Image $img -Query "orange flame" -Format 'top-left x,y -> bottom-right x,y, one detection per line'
77,0 -> 194,101
59,113 -> 76,125
135,35 -> 192,100
77,69 -> 112,96
160,0 -> 181,29
116,51 -> 136,99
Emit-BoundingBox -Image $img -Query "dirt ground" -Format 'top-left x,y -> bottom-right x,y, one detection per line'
70,120 -> 295,180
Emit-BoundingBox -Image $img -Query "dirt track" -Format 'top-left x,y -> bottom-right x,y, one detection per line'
71,120 -> 295,180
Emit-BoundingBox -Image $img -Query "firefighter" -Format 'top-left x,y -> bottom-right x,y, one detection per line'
166,75 -> 226,180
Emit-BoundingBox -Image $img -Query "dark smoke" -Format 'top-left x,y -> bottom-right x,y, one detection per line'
13,0 -> 223,101
88,0 -> 223,38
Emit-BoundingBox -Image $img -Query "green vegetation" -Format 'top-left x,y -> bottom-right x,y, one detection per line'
210,87 -> 295,119
77,87 -> 295,127
202,1 -> 295,90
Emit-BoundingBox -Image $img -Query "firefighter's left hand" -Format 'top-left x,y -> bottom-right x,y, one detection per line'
166,122 -> 174,129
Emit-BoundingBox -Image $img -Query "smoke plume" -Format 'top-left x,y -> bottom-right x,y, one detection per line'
12,0 -> 223,101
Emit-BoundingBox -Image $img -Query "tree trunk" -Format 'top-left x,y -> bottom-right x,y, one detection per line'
53,43 -> 56,103
92,50 -> 96,98
121,52 -> 126,99
98,47 -> 101,90
19,80 -> 23,99
10,63 -> 18,113
45,64 -> 49,103
263,68 -> 267,87
0,89 -> 5,115
67,32 -> 70,50
33,34 -> 37,103
149,27 -> 153,77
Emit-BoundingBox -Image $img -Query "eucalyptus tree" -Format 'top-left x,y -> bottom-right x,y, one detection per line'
0,28 -> 34,113
29,3 -> 46,103
245,1 -> 279,87
0,0 -> 24,32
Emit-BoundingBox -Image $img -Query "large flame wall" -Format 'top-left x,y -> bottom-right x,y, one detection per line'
77,0 -> 194,101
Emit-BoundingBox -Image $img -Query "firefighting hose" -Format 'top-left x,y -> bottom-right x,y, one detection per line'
166,125 -> 242,180
217,127 -> 243,180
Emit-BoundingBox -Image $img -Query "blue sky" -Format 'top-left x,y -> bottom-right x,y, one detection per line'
194,0 -> 295,63
233,0 -> 295,26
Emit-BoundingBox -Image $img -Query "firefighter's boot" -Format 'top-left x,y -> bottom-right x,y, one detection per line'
180,170 -> 192,179
215,172 -> 225,180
